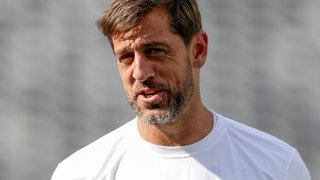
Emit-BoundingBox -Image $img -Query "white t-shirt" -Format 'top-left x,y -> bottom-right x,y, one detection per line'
52,112 -> 311,180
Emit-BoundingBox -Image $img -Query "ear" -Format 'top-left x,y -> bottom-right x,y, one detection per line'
192,30 -> 208,68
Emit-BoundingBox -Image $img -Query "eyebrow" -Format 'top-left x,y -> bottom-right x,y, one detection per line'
115,46 -> 131,57
115,41 -> 170,56
143,41 -> 170,48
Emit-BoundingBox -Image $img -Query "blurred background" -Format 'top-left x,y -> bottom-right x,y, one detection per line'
0,0 -> 319,179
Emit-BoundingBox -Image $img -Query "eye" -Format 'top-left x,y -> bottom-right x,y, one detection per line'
117,53 -> 134,64
145,48 -> 165,55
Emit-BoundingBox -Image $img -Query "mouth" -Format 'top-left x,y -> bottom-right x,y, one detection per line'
137,89 -> 165,104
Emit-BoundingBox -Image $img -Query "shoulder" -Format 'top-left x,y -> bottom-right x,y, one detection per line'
216,113 -> 310,179
51,119 -> 137,180
218,113 -> 295,155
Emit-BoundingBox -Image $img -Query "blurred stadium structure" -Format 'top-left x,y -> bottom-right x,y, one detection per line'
0,0 -> 319,179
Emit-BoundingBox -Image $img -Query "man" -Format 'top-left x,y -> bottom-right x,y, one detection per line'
52,0 -> 311,179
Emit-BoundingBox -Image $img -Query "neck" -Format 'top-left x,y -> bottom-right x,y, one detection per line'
137,97 -> 213,146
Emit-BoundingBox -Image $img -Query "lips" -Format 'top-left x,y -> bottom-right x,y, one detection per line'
137,89 -> 164,104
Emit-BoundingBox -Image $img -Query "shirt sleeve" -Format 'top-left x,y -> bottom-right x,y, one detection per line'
51,163 -> 74,180
51,164 -> 62,180
286,150 -> 311,180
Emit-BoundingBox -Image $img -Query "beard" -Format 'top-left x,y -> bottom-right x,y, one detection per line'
127,57 -> 194,126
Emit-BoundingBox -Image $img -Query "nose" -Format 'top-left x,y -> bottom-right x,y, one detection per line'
132,53 -> 155,82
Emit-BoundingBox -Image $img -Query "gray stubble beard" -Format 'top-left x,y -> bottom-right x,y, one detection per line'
128,58 -> 194,126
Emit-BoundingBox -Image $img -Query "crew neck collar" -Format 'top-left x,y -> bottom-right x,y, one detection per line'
131,111 -> 226,158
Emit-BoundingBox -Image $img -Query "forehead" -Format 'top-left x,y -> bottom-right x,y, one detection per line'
112,8 -> 178,52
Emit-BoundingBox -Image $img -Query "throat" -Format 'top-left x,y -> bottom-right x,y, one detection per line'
137,109 -> 214,146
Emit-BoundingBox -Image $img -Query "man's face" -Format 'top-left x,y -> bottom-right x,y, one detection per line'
112,8 -> 195,126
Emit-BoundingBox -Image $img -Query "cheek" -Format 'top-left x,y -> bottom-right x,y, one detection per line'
160,71 -> 184,91
161,62 -> 186,80
122,82 -> 135,101
170,65 -> 193,89
119,69 -> 134,97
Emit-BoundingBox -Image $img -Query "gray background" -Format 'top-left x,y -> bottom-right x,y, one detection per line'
0,0 -> 319,179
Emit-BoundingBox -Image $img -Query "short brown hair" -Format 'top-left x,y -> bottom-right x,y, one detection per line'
97,0 -> 202,47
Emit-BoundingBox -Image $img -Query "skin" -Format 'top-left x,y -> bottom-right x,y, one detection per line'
112,8 -> 213,146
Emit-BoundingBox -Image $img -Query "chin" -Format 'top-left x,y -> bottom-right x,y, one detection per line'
137,108 -> 178,126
